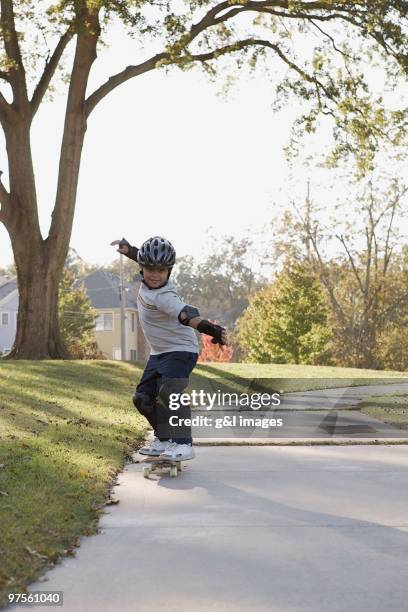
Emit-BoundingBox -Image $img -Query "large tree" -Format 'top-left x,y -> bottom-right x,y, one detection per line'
0,1 -> 406,358
273,176 -> 408,368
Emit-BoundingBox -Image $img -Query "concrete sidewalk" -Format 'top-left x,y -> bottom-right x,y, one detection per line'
9,445 -> 408,612
190,382 -> 408,444
191,409 -> 408,442
192,381 -> 408,412
279,381 -> 408,410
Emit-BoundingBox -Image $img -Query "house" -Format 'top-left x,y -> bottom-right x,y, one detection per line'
0,271 -> 150,361
0,276 -> 18,356
74,270 -> 149,361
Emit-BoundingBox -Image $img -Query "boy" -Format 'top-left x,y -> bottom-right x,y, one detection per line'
110,235 -> 228,460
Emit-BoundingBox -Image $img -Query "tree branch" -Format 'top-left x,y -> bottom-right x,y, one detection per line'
48,8 -> 101,255
85,0 -> 249,115
292,200 -> 348,326
212,1 -> 407,70
85,0 -> 355,117
31,27 -> 74,116
309,19 -> 354,60
83,0 -> 402,119
84,0 -> 242,116
335,233 -> 365,295
85,52 -> 171,117
0,71 -> 11,83
188,38 -> 337,102
213,6 -> 353,25
383,197 -> 398,276
0,0 -> 28,104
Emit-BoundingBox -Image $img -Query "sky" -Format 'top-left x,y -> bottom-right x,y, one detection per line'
0,14 -> 407,277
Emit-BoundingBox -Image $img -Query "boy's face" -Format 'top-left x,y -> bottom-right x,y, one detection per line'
142,265 -> 169,288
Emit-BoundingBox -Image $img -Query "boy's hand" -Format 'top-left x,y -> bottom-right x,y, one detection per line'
212,328 -> 228,346
110,238 -> 130,255
196,320 -> 228,346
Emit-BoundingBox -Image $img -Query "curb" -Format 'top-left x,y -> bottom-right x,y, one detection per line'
194,438 -> 408,446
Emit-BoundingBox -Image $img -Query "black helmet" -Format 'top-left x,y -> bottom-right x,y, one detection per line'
137,236 -> 176,267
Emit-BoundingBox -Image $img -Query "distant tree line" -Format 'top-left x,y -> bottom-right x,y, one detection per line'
237,177 -> 408,371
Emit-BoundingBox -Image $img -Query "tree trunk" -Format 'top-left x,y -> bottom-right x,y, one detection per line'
5,248 -> 70,359
1,9 -> 99,359
1,119 -> 69,359
4,119 -> 88,359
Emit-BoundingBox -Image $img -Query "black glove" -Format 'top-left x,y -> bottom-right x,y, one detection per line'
119,238 -> 139,262
197,320 -> 226,345
119,238 -> 131,250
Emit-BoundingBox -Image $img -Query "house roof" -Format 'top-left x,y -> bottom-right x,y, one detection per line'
0,277 -> 18,305
74,270 -> 139,310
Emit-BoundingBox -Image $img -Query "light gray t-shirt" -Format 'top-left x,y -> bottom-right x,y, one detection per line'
137,280 -> 199,355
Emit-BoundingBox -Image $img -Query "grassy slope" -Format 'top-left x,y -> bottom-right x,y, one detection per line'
0,360 -> 407,606
359,394 -> 408,430
0,361 -> 147,607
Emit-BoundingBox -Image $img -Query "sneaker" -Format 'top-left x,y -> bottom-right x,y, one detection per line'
159,442 -> 195,461
139,437 -> 172,456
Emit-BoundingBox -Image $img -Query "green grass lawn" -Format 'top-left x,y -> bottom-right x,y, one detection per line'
190,362 -> 408,394
360,394 -> 408,430
0,359 -> 407,606
0,360 -> 148,607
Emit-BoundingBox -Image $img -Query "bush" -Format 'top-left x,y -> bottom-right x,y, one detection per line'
236,260 -> 331,364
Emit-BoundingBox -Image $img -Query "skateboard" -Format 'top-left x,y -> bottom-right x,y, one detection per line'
141,455 -> 184,478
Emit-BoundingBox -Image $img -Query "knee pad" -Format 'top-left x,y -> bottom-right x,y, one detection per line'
132,391 -> 155,417
157,378 -> 189,408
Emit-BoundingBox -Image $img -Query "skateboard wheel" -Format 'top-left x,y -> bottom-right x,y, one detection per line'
170,466 -> 177,478
143,466 -> 151,478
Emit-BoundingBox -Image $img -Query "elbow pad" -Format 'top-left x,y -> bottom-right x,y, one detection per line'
178,305 -> 200,326
197,319 -> 225,344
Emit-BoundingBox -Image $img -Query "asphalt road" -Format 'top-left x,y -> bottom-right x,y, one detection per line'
9,444 -> 408,612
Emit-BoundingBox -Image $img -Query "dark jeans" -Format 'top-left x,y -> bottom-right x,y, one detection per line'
133,351 -> 198,444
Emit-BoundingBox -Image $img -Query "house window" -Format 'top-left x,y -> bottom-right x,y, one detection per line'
1,312 -> 9,325
131,313 -> 135,332
130,349 -> 137,361
95,313 -> 113,331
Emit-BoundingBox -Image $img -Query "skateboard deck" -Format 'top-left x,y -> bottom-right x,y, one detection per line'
141,455 -> 189,478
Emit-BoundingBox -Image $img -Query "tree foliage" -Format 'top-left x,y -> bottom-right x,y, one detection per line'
272,174 -> 408,369
324,249 -> 408,370
237,259 -> 330,363
172,235 -> 266,329
58,267 -> 102,358
0,0 -> 407,359
0,0 -> 407,181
